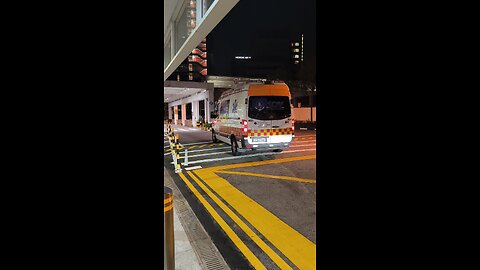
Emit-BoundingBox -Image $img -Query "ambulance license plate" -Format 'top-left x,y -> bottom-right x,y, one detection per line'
252,137 -> 267,142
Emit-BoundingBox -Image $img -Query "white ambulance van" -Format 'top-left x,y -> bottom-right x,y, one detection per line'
211,79 -> 294,155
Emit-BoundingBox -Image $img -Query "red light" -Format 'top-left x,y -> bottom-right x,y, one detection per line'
242,120 -> 248,126
243,127 -> 248,132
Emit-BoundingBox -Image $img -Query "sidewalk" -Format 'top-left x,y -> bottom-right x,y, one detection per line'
164,167 -> 229,270
173,205 -> 202,270
165,169 -> 202,270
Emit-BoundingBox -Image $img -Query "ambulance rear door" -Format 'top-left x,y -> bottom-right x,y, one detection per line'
247,95 -> 292,143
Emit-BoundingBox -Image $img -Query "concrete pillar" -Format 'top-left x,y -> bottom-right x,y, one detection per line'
193,100 -> 200,127
207,87 -> 214,123
181,103 -> 186,126
168,106 -> 173,120
204,98 -> 209,123
174,105 -> 178,125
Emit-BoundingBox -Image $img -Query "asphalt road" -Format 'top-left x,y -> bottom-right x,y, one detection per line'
164,124 -> 317,270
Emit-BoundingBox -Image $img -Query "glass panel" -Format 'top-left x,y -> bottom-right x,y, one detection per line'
175,2 -> 188,53
164,40 -> 171,69
174,0 -> 199,55
203,0 -> 215,16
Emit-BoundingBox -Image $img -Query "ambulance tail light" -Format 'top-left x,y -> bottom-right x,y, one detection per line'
242,119 -> 248,136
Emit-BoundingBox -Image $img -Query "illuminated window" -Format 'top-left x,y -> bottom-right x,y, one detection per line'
293,49 -> 299,52
295,42 -> 299,46
294,55 -> 299,59
188,64 -> 193,71
294,60 -> 299,64
189,73 -> 193,80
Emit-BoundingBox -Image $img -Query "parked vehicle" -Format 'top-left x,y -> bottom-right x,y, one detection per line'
211,79 -> 294,155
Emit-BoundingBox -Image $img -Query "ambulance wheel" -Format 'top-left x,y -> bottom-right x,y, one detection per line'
273,149 -> 283,152
230,136 -> 239,156
212,130 -> 218,143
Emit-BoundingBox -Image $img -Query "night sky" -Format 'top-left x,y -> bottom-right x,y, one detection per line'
207,0 -> 316,76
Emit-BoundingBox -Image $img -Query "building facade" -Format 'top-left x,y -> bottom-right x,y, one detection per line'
290,34 -> 304,65
169,39 -> 208,82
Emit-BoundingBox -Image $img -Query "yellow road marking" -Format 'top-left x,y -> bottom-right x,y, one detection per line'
199,155 -> 316,172
218,143 -> 224,146
188,145 -> 197,149
187,171 -> 293,270
194,170 -> 316,270
209,143 -> 217,147
178,172 -> 266,270
216,170 -> 316,183
198,144 -> 207,148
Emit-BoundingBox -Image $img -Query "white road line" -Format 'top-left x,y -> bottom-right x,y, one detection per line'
178,151 -> 231,159
180,141 -> 213,146
173,148 -> 317,165
165,144 -> 313,157
182,146 -> 230,153
185,166 -> 202,170
164,146 -> 230,154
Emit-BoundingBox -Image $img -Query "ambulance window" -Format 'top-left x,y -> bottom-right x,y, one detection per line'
220,99 -> 229,117
231,99 -> 238,114
248,96 -> 291,120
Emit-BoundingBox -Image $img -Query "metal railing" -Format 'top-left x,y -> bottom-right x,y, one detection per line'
164,186 -> 175,270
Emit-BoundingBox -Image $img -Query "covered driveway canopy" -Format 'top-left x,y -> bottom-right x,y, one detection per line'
164,80 -> 213,103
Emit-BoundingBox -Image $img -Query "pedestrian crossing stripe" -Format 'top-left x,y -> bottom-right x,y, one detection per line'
164,138 -> 315,153
164,143 -> 224,152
